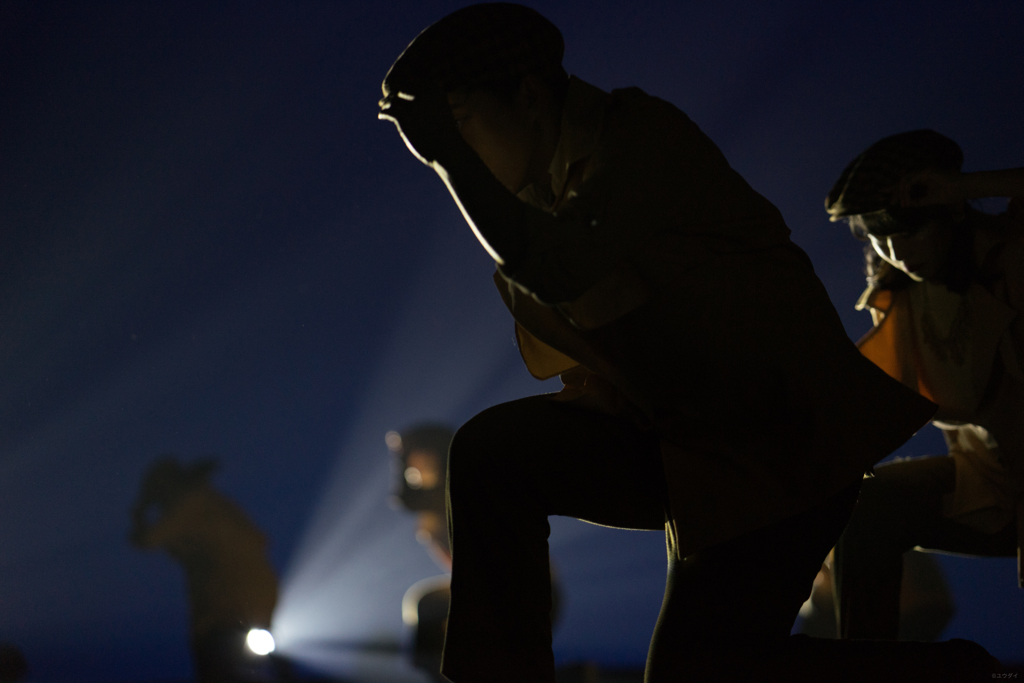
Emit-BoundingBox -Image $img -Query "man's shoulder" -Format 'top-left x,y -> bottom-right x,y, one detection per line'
605,85 -> 696,128
586,83 -> 724,171
605,83 -> 674,107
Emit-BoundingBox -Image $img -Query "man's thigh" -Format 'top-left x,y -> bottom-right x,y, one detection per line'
448,394 -> 666,530
854,455 -> 1016,556
681,480 -> 859,639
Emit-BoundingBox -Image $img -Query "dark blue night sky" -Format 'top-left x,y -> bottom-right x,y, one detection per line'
1,1 -> 1022,680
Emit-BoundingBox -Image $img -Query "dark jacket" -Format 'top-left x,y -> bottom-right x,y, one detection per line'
496,78 -> 936,558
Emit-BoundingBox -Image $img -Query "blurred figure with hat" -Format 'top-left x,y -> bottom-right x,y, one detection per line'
131,455 -> 282,682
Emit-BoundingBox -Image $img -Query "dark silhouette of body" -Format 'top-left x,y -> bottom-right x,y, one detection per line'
378,5 -> 996,680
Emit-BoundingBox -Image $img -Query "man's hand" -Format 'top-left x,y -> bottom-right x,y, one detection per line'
889,168 -> 966,208
378,83 -> 462,167
376,75 -> 537,267
891,167 -> 1024,207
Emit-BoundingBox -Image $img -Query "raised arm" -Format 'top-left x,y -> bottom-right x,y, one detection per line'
378,84 -> 552,269
896,167 -> 1024,206
959,168 -> 1024,201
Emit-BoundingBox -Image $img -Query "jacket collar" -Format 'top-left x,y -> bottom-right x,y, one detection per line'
517,76 -> 609,210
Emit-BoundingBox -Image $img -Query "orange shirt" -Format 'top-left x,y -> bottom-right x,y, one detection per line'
857,206 -> 1024,561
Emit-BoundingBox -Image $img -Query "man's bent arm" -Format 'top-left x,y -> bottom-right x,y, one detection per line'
430,141 -> 535,267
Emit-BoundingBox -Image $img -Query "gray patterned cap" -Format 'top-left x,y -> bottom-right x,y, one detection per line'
382,3 -> 564,97
825,129 -> 963,221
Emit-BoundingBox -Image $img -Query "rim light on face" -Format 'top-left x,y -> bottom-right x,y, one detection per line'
868,234 -> 909,276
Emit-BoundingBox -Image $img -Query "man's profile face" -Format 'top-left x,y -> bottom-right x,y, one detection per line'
448,88 -> 537,194
868,218 -> 954,283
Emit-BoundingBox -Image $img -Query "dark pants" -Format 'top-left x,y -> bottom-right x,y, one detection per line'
440,395 -> 865,683
834,455 -> 1018,640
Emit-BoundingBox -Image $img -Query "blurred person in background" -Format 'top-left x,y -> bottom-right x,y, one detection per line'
388,424 -> 455,571
387,424 -> 456,681
825,130 -> 1024,640
131,456 -> 283,682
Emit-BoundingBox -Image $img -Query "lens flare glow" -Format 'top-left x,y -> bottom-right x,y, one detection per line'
272,222 -> 569,678
385,431 -> 403,452
246,628 -> 276,656
403,466 -> 423,488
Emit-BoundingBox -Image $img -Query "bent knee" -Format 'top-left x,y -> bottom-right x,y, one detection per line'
448,408 -> 512,486
857,456 -> 954,511
448,401 -> 541,495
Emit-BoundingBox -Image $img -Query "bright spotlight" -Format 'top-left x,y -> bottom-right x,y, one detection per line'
246,628 -> 276,656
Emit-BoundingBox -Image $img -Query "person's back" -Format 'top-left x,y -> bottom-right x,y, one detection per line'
138,484 -> 278,638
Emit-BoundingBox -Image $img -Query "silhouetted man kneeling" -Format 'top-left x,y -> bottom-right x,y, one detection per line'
378,4 -> 997,681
